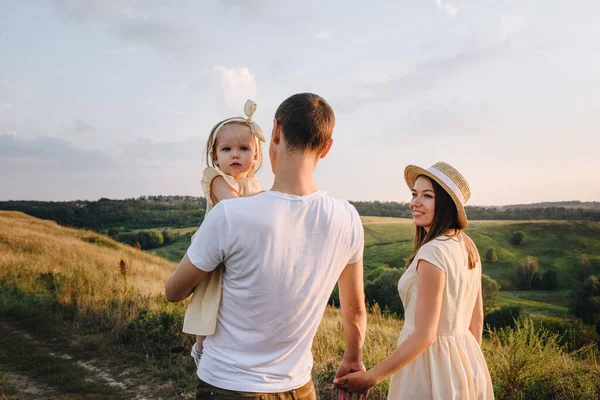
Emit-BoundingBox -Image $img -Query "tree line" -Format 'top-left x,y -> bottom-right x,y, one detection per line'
2,198 -> 599,232
0,196 -> 206,230
350,201 -> 600,221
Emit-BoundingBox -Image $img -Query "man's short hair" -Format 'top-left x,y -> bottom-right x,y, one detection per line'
274,93 -> 335,153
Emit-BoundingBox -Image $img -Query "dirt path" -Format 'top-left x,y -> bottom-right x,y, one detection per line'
0,321 -> 160,400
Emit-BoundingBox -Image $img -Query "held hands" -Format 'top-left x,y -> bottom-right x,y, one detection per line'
332,358 -> 373,400
333,370 -> 377,397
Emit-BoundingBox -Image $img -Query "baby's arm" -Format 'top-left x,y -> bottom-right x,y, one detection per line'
210,176 -> 239,204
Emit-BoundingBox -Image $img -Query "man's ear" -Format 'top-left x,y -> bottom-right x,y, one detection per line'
319,138 -> 333,159
271,119 -> 282,145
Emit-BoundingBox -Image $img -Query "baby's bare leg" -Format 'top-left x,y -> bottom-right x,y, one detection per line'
195,335 -> 206,354
190,335 -> 206,366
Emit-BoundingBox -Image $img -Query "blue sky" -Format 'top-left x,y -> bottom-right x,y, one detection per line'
1,0 -> 599,205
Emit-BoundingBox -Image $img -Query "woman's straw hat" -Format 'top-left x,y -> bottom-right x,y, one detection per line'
404,162 -> 471,229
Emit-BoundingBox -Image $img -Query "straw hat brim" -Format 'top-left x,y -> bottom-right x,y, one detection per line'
404,165 -> 468,229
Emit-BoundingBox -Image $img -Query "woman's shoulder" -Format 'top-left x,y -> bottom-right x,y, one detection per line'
419,236 -> 454,252
415,237 -> 458,271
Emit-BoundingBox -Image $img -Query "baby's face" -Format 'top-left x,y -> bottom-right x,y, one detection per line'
213,124 -> 257,179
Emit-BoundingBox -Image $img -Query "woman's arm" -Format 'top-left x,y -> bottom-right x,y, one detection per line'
469,286 -> 484,345
210,176 -> 239,204
333,260 -> 446,393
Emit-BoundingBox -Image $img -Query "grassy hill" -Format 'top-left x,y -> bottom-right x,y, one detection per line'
152,216 -> 600,291
1,211 -> 599,399
360,217 -> 600,290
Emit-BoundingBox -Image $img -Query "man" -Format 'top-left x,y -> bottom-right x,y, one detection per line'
166,93 -> 367,399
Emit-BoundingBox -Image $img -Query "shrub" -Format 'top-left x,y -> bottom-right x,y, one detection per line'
514,256 -> 539,289
136,231 -> 164,249
118,310 -> 185,359
485,306 -> 524,331
537,317 -> 600,351
162,229 -> 177,244
482,274 -> 500,314
486,248 -> 498,263
538,269 -> 559,290
486,319 -> 600,400
570,275 -> 600,328
364,268 -> 406,317
510,231 -> 526,246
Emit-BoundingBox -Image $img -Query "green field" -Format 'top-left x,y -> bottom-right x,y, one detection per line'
152,217 -> 600,293
147,227 -> 197,261
359,217 -> 600,290
146,216 -> 600,324
497,292 -> 570,318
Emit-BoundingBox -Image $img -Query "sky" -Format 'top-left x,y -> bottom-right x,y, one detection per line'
1,0 -> 599,206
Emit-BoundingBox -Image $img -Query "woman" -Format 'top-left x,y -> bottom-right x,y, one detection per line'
334,162 -> 494,399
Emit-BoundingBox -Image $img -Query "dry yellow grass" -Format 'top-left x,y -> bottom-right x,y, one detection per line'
0,211 -> 176,328
0,211 -> 173,296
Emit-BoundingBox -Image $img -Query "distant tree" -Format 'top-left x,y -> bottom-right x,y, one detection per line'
162,229 -> 177,244
538,269 -> 559,290
117,232 -> 137,246
485,248 -> 498,263
570,275 -> 600,331
137,231 -> 164,249
510,231 -> 526,246
482,274 -> 500,314
485,306 -> 524,331
578,253 -> 593,281
515,256 -> 539,289
107,227 -> 120,239
365,268 -> 407,317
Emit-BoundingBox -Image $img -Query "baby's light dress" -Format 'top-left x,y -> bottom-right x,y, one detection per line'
182,166 -> 260,335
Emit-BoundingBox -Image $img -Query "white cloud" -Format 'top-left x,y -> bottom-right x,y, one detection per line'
436,0 -> 459,17
316,31 -> 332,41
214,66 -> 258,107
0,135 -> 111,170
1,131 -> 17,137
358,71 -> 390,84
73,119 -> 96,135
501,13 -> 526,41
52,1 -> 204,57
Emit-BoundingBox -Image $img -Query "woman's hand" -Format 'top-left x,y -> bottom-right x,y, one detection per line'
333,370 -> 377,397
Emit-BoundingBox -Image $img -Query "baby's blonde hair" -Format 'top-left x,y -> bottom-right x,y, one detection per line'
205,120 -> 264,177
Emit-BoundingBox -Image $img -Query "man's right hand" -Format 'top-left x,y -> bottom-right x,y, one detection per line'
333,357 -> 368,400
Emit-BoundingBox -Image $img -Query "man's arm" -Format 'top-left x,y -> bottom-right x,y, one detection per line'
165,203 -> 229,302
337,258 -> 368,368
165,253 -> 209,302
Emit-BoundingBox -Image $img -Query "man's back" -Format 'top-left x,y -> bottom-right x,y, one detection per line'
188,190 -> 363,392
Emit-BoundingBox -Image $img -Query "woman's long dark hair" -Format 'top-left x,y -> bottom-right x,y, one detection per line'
410,176 -> 479,269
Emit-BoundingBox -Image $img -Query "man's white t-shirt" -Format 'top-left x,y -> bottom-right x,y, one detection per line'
187,190 -> 364,392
